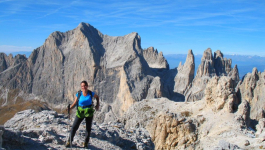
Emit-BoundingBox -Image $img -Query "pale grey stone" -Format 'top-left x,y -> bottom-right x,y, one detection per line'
143,47 -> 169,69
3,109 -> 154,150
174,49 -> 195,94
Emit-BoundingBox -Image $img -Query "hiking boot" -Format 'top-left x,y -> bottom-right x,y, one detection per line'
65,140 -> 71,147
83,142 -> 88,148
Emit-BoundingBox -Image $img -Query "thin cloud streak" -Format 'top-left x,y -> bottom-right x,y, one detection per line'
0,45 -> 33,53
38,0 -> 80,18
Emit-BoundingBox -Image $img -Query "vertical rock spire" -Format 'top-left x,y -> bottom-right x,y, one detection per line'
174,49 -> 195,94
196,48 -> 216,77
214,50 -> 232,76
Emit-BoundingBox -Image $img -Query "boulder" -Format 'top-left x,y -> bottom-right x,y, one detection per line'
205,76 -> 238,113
147,112 -> 198,150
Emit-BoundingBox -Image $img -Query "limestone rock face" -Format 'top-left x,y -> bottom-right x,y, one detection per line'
256,118 -> 265,139
121,95 -> 265,149
205,76 -> 238,113
196,48 -> 216,77
228,65 -> 240,86
238,68 -> 265,121
121,98 -> 200,149
147,113 -> 198,150
0,53 -> 27,73
184,48 -> 215,102
0,53 -> 31,92
143,47 -> 169,69
214,50 -> 232,76
146,77 -> 163,99
235,100 -> 251,126
0,53 -> 7,72
174,49 -> 195,94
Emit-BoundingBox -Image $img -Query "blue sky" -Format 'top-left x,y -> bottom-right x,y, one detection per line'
0,0 -> 264,56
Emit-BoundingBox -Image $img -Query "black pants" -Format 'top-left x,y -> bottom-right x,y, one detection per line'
69,116 -> 93,144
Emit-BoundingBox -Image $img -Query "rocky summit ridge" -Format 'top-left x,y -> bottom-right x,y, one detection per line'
0,22 -> 264,149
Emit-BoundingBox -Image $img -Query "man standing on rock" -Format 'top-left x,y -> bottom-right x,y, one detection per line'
66,80 -> 100,148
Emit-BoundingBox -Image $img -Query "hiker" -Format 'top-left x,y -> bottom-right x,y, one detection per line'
66,80 -> 100,148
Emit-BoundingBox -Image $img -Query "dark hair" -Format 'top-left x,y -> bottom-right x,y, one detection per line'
81,80 -> 88,86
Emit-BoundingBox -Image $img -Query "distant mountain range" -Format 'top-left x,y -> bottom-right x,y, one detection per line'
165,54 -> 265,79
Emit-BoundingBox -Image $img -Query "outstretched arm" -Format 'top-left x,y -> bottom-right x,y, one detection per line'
94,94 -> 100,111
70,96 -> 78,110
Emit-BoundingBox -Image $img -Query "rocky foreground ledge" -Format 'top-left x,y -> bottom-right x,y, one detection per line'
1,96 -> 265,150
0,109 -> 154,150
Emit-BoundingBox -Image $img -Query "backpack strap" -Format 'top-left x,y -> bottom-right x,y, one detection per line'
88,90 -> 94,106
76,90 -> 82,109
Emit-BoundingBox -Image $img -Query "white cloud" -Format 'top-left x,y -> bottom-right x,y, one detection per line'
0,45 -> 33,53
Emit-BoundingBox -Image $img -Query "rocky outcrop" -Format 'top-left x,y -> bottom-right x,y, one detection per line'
256,118 -> 265,142
146,77 -> 163,99
228,64 -> 240,86
214,140 -> 240,150
235,100 -> 251,127
196,48 -> 216,77
205,76 -> 239,113
238,68 -> 265,122
0,53 -> 8,73
147,113 -> 198,150
214,50 -> 232,76
184,48 -> 239,102
183,48 -> 215,102
143,47 -> 169,70
0,53 -> 27,73
121,95 -> 264,149
2,109 -> 154,149
174,49 -> 195,94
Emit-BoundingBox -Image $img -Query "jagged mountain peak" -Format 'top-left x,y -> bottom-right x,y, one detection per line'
202,48 -> 213,60
186,49 -> 194,63
188,49 -> 193,54
252,67 -> 258,75
174,49 -> 195,94
143,46 -> 169,69
214,50 -> 224,58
